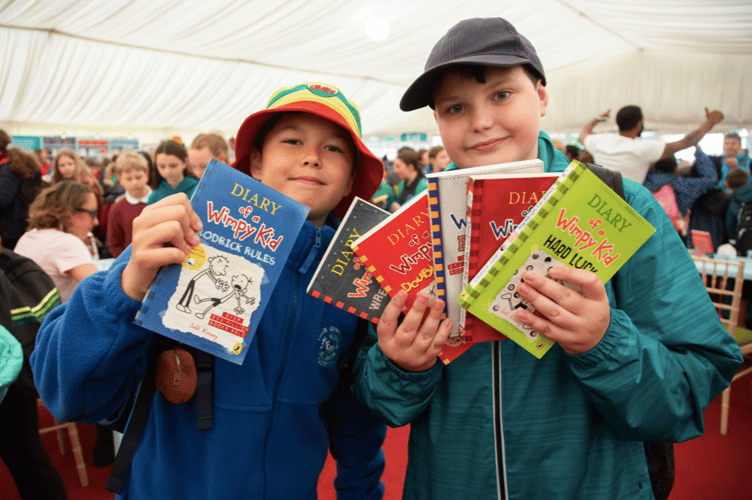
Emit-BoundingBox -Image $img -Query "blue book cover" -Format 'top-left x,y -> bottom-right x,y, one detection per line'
133,158 -> 309,365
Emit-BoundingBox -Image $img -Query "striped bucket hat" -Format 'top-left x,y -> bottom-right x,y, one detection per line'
233,83 -> 383,219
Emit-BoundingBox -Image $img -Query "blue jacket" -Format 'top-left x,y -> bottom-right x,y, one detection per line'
31,217 -> 385,499
352,132 -> 742,499
643,148 -> 718,216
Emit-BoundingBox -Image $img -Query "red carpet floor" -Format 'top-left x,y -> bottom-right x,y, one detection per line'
2,384 -> 750,500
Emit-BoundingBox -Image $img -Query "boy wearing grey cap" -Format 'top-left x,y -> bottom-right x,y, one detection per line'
352,17 -> 742,500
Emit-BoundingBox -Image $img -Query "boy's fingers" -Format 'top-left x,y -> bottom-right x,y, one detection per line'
397,294 -> 431,337
547,267 -> 607,302
377,290 -> 407,341
136,204 -> 201,248
416,298 -> 446,343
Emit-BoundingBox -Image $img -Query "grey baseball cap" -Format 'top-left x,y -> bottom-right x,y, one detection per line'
400,18 -> 546,111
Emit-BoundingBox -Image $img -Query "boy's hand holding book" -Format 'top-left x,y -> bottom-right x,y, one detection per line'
512,266 -> 610,355
122,193 -> 203,302
377,290 -> 452,372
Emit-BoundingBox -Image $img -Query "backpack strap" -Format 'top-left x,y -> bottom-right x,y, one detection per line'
582,163 -> 675,500
106,340 -> 214,494
193,348 -> 214,431
584,163 -> 624,200
105,340 -> 163,494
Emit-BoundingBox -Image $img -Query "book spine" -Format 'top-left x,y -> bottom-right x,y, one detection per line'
460,179 -> 483,336
457,166 -> 580,309
427,179 -> 446,301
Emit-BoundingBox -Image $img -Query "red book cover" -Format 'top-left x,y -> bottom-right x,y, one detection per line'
462,172 -> 559,343
351,191 -> 436,312
691,229 -> 714,256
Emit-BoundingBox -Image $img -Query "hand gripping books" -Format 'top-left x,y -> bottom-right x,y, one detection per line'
457,160 -> 656,359
425,160 -> 543,344
134,158 -> 309,365
351,191 -> 434,313
307,197 -> 391,323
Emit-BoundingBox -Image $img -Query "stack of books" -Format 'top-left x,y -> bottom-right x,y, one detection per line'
308,160 -> 656,363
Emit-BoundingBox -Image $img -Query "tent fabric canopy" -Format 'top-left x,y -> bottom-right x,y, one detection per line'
1,0 -> 751,140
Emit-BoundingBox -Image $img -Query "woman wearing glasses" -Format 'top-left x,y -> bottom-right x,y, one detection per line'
15,181 -> 99,302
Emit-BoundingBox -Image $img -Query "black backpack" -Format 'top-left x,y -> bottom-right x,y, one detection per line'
734,200 -> 752,256
586,164 -> 674,500
0,248 -> 62,396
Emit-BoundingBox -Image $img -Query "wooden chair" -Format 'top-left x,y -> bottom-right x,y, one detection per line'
37,399 -> 89,487
692,255 -> 752,435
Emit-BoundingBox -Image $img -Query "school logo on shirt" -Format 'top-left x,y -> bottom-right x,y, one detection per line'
317,326 -> 341,366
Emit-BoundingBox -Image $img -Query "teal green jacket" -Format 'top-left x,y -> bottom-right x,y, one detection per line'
396,176 -> 428,204
147,176 -> 199,205
352,132 -> 742,499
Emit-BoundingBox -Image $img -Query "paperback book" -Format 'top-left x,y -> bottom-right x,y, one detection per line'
351,191 -> 434,313
461,172 -> 560,343
426,160 -> 543,344
307,197 -> 391,323
133,158 -> 309,365
457,161 -> 656,359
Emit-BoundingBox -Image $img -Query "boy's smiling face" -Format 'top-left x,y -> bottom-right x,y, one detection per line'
433,65 -> 548,169
250,113 -> 355,227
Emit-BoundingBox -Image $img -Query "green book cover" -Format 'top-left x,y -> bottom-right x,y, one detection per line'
457,161 -> 656,358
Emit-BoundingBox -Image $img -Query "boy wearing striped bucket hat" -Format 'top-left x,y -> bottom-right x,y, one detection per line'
32,83 -> 388,499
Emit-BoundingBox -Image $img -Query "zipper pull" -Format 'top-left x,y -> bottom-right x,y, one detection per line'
172,349 -> 182,386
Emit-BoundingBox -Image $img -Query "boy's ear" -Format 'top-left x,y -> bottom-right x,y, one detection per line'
537,81 -> 549,118
344,167 -> 355,197
250,148 -> 262,180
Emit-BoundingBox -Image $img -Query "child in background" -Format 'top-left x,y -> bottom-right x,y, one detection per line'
427,145 -> 451,174
146,139 -> 198,204
390,149 -> 427,212
107,153 -> 152,258
188,133 -> 230,179
371,162 -> 397,211
352,17 -> 742,500
32,83 -> 387,499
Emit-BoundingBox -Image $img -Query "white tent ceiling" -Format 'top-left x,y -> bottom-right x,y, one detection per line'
1,0 -> 751,143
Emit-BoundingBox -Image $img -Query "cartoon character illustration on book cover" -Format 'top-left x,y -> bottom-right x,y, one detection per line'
162,244 -> 265,353
175,255 -> 230,313
488,249 -> 580,341
194,273 -> 257,319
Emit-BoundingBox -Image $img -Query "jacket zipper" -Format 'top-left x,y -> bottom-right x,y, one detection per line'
261,266 -> 300,499
262,227 -> 321,499
493,341 -> 507,500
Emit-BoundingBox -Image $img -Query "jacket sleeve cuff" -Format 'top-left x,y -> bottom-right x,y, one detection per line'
354,343 -> 443,427
564,307 -> 635,372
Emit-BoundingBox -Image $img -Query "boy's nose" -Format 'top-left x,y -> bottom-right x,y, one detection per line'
471,106 -> 494,130
301,150 -> 321,167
